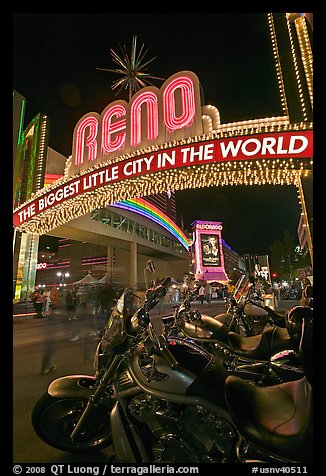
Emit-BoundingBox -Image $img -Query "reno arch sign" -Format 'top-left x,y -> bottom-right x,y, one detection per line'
13,70 -> 313,234
71,71 -> 203,175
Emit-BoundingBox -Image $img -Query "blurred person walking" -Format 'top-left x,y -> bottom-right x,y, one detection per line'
65,287 -> 78,320
65,288 -> 80,341
34,289 -> 45,318
198,285 -> 205,305
205,283 -> 212,304
96,284 -> 115,334
39,320 -> 57,374
43,289 -> 51,315
50,286 -> 59,311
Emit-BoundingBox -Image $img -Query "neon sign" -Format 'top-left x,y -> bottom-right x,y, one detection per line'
71,71 -> 203,175
197,223 -> 223,230
13,69 -> 313,235
13,130 -> 313,229
192,220 -> 228,281
36,262 -> 47,269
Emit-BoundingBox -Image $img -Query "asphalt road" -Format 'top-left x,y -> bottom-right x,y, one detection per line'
12,299 -> 298,464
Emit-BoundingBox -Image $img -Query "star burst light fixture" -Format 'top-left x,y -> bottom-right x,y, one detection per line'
97,35 -> 165,100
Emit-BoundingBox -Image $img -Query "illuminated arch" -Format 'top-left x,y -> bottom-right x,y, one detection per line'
13,124 -> 313,237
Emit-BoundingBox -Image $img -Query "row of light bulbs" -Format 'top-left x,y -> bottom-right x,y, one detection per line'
15,161 -> 311,236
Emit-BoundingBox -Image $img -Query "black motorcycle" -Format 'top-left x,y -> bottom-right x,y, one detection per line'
214,275 -> 286,336
31,278 -> 312,463
162,295 -> 304,386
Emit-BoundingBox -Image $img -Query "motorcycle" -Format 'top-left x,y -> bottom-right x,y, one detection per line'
31,277 -> 312,463
162,294 -> 304,386
214,275 -> 287,336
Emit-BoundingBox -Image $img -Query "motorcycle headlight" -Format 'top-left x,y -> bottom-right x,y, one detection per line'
94,340 -> 115,374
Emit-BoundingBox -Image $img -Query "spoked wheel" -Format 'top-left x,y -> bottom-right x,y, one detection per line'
31,392 -> 112,452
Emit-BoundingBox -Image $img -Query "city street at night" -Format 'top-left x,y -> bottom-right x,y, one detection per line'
13,298 -> 299,464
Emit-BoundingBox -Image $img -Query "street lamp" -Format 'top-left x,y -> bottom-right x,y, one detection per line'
57,271 -> 70,294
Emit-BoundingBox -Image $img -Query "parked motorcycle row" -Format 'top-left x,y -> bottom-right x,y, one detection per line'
31,272 -> 313,464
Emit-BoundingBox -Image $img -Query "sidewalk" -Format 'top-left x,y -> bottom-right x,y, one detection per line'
13,297 -> 298,324
12,298 -> 224,324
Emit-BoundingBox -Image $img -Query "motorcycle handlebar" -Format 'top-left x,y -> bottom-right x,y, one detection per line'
131,277 -> 172,330
145,277 -> 171,306
160,276 -> 172,288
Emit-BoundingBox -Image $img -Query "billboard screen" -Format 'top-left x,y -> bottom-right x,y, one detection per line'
200,234 -> 221,267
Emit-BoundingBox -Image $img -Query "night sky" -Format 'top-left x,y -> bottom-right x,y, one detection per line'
13,12 -> 308,255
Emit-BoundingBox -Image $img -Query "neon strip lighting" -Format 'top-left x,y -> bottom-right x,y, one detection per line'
45,174 -> 63,181
163,76 -> 196,130
102,104 -> 127,153
75,116 -> 98,166
111,198 -> 190,251
130,91 -> 159,146
45,264 -> 70,270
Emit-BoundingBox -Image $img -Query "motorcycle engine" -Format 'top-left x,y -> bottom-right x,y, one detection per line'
128,394 -> 236,463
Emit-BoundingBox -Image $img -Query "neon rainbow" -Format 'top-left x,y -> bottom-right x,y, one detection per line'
112,197 -> 190,250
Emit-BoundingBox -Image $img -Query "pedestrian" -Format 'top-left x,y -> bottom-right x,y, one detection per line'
212,287 -> 218,300
205,283 -> 212,303
227,281 -> 235,296
97,284 -> 115,333
40,334 -> 57,374
43,289 -> 51,315
301,277 -> 313,308
31,288 -> 39,315
65,288 -> 78,320
198,285 -> 205,305
39,319 -> 57,374
34,289 -> 45,318
50,286 -> 59,310
65,288 -> 80,341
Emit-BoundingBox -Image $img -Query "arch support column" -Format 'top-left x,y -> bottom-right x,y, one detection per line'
130,241 -> 138,290
106,245 -> 113,284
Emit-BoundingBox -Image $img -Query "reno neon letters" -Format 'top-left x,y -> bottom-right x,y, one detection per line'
71,71 -> 203,175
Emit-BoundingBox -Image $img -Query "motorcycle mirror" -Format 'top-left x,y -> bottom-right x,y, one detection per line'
146,260 -> 155,273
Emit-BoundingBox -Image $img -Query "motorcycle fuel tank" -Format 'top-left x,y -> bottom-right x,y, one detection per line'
129,339 -> 213,396
244,302 -> 269,317
181,314 -> 230,343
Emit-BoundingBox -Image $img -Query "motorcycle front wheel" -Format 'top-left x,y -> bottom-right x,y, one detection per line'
31,392 -> 112,452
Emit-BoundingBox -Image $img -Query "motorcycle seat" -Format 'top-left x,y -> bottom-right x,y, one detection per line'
224,375 -> 313,461
228,326 -> 296,360
265,306 -> 287,327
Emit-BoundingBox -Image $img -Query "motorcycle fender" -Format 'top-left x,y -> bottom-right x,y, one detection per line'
111,401 -> 137,463
48,375 -> 96,399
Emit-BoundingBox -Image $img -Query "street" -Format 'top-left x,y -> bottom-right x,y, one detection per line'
13,298 -> 298,464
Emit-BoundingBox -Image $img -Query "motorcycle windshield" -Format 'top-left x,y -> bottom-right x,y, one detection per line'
232,275 -> 250,303
103,289 -> 143,350
103,291 -> 127,350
